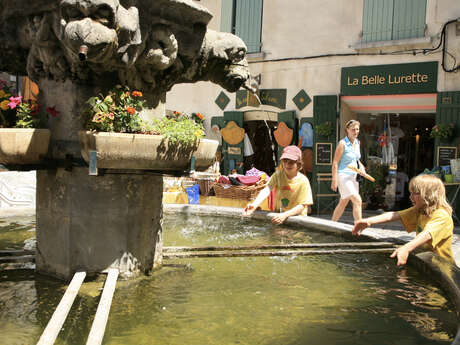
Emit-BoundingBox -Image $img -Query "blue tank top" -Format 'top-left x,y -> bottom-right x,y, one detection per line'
338,136 -> 361,175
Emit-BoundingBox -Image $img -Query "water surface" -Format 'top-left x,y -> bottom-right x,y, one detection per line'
0,214 -> 457,345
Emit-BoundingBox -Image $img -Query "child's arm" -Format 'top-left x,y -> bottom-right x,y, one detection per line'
242,185 -> 271,216
271,204 -> 306,225
390,230 -> 432,266
352,211 -> 401,235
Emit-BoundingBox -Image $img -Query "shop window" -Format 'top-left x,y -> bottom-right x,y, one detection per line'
221,0 -> 263,53
362,0 -> 426,43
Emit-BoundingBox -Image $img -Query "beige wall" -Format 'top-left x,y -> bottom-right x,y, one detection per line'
166,0 -> 460,134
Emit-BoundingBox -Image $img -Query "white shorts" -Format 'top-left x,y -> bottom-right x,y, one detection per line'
338,174 -> 359,199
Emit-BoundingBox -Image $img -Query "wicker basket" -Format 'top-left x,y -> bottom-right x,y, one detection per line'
212,182 -> 266,200
196,178 -> 216,196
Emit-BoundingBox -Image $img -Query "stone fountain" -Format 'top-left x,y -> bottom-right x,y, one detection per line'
0,0 -> 250,280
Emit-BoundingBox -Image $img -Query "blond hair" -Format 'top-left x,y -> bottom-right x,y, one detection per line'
409,174 -> 452,217
345,119 -> 360,128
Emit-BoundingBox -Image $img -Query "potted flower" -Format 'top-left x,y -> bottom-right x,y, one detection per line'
78,86 -> 218,171
430,123 -> 454,141
0,80 -> 56,165
315,121 -> 334,139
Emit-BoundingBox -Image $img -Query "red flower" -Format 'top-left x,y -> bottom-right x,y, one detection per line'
195,112 -> 204,120
132,91 -> 143,97
126,107 -> 136,115
46,106 -> 59,117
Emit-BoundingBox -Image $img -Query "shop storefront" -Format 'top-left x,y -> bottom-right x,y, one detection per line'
336,61 -> 459,212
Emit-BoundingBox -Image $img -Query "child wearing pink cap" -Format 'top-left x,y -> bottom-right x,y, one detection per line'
242,145 -> 313,224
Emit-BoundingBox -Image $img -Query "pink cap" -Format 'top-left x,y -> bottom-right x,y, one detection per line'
280,145 -> 301,161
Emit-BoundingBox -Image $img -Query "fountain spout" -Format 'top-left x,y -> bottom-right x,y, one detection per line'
78,45 -> 88,62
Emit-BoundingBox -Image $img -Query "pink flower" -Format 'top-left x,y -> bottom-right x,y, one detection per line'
46,106 -> 59,117
8,96 -> 22,109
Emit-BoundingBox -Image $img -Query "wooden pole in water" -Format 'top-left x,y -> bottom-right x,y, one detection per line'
164,247 -> 397,259
86,268 -> 119,345
37,271 -> 86,345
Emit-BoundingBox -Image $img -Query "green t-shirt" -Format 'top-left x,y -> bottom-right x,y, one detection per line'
398,206 -> 454,262
268,169 -> 313,216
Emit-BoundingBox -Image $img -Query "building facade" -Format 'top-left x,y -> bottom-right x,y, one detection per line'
166,0 -> 460,212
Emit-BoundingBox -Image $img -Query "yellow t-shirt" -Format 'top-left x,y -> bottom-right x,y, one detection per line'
398,206 -> 454,262
268,169 -> 313,216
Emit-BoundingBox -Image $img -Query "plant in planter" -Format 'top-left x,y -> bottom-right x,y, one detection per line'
315,121 -> 334,138
79,86 -> 217,171
0,79 -> 57,164
430,123 -> 454,141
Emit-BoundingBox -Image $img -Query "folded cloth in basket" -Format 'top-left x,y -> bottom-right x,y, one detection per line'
246,167 -> 267,177
236,175 -> 260,186
218,176 -> 231,184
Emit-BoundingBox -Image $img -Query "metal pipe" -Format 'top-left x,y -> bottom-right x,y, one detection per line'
79,45 -> 88,61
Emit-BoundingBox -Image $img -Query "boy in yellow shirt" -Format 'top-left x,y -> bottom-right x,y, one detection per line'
242,145 -> 313,224
353,174 -> 454,266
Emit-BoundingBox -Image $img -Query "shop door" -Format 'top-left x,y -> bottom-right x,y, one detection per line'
312,95 -> 338,214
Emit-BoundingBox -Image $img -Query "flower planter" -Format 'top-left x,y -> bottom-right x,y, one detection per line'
78,131 -> 219,171
0,128 -> 50,165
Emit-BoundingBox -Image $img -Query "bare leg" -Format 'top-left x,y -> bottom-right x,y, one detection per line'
332,198 -> 349,222
350,194 -> 363,222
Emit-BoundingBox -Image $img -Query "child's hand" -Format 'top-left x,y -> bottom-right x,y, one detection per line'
352,220 -> 370,236
242,204 -> 256,217
390,247 -> 409,266
271,213 -> 288,225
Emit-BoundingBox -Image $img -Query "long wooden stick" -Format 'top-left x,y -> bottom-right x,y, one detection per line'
86,268 -> 119,345
164,248 -> 397,258
347,165 -> 376,182
163,242 -> 396,252
37,271 -> 86,345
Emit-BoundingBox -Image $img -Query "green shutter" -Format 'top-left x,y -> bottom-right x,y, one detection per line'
362,0 -> 393,42
221,0 -> 234,33
436,91 -> 460,221
435,91 -> 460,149
235,0 -> 263,53
312,96 -> 338,214
392,0 -> 426,40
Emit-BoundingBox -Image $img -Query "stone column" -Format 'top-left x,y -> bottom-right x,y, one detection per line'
35,80 -> 163,280
36,168 -> 163,280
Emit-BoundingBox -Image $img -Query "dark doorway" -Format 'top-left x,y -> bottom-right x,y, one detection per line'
243,120 -> 278,176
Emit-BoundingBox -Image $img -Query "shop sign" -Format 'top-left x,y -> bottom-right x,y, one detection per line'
236,89 -> 287,109
341,62 -> 438,95
437,146 -> 457,166
236,90 -> 260,109
315,142 -> 332,165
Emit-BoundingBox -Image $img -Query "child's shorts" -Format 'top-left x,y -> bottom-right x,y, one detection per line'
338,173 -> 359,199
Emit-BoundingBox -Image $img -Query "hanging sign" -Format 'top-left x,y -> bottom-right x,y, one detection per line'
437,146 -> 457,166
315,143 -> 332,165
236,90 -> 261,109
341,61 -> 438,95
